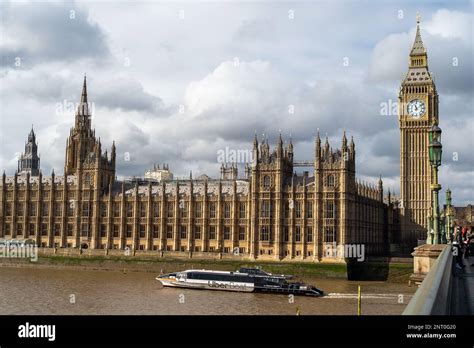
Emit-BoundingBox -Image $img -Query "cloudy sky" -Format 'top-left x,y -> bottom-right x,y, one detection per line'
0,0 -> 472,205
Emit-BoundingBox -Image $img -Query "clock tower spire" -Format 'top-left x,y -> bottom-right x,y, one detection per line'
398,15 -> 439,251
410,13 -> 427,66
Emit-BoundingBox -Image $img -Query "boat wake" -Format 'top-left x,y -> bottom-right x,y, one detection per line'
325,293 -> 413,300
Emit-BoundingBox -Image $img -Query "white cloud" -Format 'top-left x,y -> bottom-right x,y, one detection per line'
0,1 -> 109,67
368,32 -> 410,83
424,9 -> 472,42
0,2 -> 472,205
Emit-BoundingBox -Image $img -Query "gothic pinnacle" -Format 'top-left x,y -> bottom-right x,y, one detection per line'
81,74 -> 88,104
411,13 -> 426,56
324,135 -> 329,153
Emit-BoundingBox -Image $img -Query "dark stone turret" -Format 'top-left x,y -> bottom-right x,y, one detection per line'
18,125 -> 40,176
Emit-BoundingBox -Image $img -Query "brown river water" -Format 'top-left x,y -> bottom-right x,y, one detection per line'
0,267 -> 415,315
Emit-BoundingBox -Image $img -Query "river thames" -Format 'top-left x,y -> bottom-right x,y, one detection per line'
0,267 -> 415,315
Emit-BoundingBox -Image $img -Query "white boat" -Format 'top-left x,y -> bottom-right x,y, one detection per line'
156,268 -> 324,296
156,269 -> 255,292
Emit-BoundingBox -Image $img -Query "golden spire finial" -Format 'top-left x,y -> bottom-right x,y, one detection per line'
416,12 -> 421,24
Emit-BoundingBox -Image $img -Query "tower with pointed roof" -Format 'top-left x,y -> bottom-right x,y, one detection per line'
248,132 -> 295,259
62,76 -> 117,249
18,126 -> 40,176
64,76 -> 116,192
314,132 -> 357,256
399,15 -> 438,250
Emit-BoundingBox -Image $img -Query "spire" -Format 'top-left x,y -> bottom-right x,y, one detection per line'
342,131 -> 347,150
219,162 -> 225,179
252,131 -> 259,164
111,140 -> 116,166
28,124 -> 36,143
324,135 -> 329,154
378,175 -> 383,201
410,13 -> 426,56
76,74 -> 91,118
288,134 -> 293,151
81,74 -> 88,104
277,130 -> 283,157
315,131 -> 321,159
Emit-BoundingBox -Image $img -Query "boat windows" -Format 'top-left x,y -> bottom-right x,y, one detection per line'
238,268 -> 268,276
186,272 -> 253,283
176,272 -> 187,281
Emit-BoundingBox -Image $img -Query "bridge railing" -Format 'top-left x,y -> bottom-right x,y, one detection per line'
403,244 -> 453,315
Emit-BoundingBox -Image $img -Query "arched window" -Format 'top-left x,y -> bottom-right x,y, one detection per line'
327,175 -> 335,187
325,201 -> 335,219
260,226 -> 270,241
263,175 -> 271,189
324,227 -> 336,243
84,174 -> 91,186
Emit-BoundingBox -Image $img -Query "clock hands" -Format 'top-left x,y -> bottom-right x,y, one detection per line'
408,100 -> 425,117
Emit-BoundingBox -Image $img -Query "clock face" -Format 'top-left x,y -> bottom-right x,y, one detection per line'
407,99 -> 426,118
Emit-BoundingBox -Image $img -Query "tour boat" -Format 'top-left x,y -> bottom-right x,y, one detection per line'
156,267 -> 324,296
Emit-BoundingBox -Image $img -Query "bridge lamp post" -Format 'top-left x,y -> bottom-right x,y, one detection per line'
428,125 -> 442,244
445,188 -> 454,243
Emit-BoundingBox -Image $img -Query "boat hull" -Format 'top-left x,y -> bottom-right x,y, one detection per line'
155,269 -> 324,296
157,277 -> 255,293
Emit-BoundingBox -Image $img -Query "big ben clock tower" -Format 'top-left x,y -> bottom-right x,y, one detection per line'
399,15 -> 439,251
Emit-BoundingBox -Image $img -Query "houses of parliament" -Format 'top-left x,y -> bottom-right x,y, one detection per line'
0,20 -> 439,260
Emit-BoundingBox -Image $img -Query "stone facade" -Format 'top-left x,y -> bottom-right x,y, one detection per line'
144,164 -> 173,182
